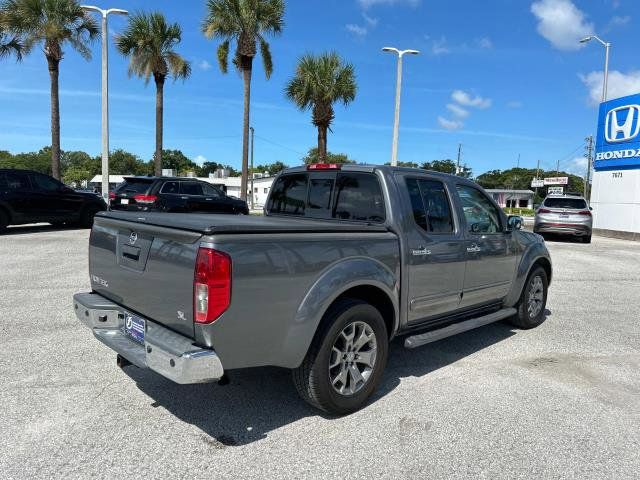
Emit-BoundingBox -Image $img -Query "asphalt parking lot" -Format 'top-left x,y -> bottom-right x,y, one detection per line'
1,225 -> 639,479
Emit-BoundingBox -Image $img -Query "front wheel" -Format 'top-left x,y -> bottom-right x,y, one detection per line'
509,266 -> 548,329
79,205 -> 101,228
293,298 -> 389,415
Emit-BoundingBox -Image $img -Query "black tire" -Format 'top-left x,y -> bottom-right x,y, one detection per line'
582,234 -> 592,244
292,298 -> 389,415
509,266 -> 548,329
0,209 -> 8,233
79,205 -> 101,228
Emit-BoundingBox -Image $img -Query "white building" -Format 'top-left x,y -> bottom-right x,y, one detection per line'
485,189 -> 534,209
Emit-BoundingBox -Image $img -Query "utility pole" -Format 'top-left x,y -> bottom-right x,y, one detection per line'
535,159 -> 540,199
556,159 -> 560,177
249,126 -> 255,210
456,143 -> 462,175
584,135 -> 594,199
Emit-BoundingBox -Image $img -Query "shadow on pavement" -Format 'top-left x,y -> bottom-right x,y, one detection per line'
125,317 -> 535,447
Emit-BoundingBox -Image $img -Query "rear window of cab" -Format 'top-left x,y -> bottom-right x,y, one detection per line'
266,171 -> 386,223
115,178 -> 154,194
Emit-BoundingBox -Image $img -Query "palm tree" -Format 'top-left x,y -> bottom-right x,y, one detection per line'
1,0 -> 98,179
0,12 -> 24,60
202,0 -> 284,201
116,12 -> 190,176
285,52 -> 356,163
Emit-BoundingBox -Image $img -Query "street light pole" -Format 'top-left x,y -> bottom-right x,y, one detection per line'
580,35 -> 612,102
249,126 -> 254,211
382,47 -> 420,166
81,5 -> 128,202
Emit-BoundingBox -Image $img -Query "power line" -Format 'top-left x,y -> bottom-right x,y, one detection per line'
253,134 -> 305,156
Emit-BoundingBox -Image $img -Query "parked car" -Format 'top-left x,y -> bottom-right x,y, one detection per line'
109,176 -> 248,214
73,164 -> 552,414
0,169 -> 106,232
533,193 -> 592,243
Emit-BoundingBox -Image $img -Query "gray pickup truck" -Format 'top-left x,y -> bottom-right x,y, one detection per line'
73,165 -> 552,414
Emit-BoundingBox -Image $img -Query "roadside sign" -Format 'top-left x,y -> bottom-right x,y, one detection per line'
543,177 -> 568,185
531,179 -> 544,187
547,186 -> 564,195
594,93 -> 640,171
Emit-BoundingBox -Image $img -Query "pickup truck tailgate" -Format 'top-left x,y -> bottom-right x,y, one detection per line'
89,214 -> 203,338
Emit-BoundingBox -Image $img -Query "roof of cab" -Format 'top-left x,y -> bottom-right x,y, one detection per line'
280,164 -> 461,181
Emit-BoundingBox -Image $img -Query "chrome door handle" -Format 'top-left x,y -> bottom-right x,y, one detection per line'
411,247 -> 431,256
181,196 -> 189,200
466,244 -> 481,253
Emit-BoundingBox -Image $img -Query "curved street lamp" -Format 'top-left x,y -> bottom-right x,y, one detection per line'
382,47 -> 420,166
580,35 -> 611,103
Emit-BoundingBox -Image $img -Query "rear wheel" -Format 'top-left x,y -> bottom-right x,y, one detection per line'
582,234 -> 592,244
0,209 -> 8,233
509,266 -> 548,329
293,298 -> 389,415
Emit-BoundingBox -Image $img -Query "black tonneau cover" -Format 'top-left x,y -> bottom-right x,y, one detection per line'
99,211 -> 388,234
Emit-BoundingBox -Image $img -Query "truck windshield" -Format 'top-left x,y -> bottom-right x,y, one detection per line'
267,172 -> 386,223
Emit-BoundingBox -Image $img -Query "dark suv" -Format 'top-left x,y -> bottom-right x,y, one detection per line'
0,169 -> 107,232
109,176 -> 249,214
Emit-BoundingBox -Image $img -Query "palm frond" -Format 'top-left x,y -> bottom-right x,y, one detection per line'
217,39 -> 229,73
258,35 -> 272,79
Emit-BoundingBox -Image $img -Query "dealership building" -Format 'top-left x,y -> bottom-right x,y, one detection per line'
590,93 -> 640,240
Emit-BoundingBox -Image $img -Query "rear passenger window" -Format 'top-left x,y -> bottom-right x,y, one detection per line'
267,173 -> 308,216
161,181 -> 179,194
180,182 -> 203,196
1,173 -> 29,190
307,177 -> 335,217
406,178 -> 454,233
333,173 -> 385,222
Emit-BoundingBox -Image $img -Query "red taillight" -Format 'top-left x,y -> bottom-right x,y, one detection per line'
108,191 -> 116,200
133,194 -> 158,204
194,247 -> 231,324
537,208 -> 551,214
307,163 -> 341,170
577,210 -> 592,216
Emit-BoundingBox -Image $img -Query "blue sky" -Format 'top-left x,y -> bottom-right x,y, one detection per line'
1,0 -> 638,176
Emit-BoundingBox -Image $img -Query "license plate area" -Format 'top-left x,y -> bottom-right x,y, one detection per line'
121,198 -> 129,205
124,312 -> 145,344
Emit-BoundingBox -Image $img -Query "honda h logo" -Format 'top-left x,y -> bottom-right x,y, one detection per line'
605,105 -> 640,143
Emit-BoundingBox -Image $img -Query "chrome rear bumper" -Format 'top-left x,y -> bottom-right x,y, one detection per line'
73,292 -> 224,384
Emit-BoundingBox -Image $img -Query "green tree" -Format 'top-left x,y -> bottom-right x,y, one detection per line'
385,161 -> 418,168
475,167 -> 584,197
161,149 -> 201,176
1,0 -> 98,179
0,12 -> 24,60
109,149 -> 147,175
116,12 -> 191,176
62,166 -> 91,187
285,52 -> 357,164
251,160 -> 288,175
200,161 -> 221,176
302,147 -> 355,165
2,147 -> 53,173
202,0 -> 285,201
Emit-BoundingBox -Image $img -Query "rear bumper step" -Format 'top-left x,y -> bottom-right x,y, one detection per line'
404,307 -> 517,349
73,292 -> 224,384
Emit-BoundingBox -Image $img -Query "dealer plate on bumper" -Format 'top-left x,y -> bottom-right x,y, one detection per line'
124,312 -> 145,344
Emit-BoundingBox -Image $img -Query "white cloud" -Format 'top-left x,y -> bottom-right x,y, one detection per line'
346,23 -> 368,37
431,36 -> 450,55
476,37 -> 493,49
604,15 -> 631,32
198,60 -> 212,71
357,0 -> 420,8
194,155 -> 208,164
451,90 -> 492,109
437,116 -> 464,130
507,100 -> 524,108
446,103 -> 469,118
531,0 -> 593,51
567,156 -> 588,176
362,12 -> 378,27
579,70 -> 640,105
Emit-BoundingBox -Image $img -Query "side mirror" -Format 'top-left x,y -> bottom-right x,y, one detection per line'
507,215 -> 523,231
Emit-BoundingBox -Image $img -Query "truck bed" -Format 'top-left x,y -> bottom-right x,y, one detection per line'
100,211 -> 389,235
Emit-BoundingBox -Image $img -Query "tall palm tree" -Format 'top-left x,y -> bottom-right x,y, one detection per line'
0,12 -> 24,60
285,52 -> 356,164
1,0 -> 98,179
202,0 -> 284,201
116,12 -> 190,176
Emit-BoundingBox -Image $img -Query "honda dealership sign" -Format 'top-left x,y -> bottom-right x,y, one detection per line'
594,93 -> 640,170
